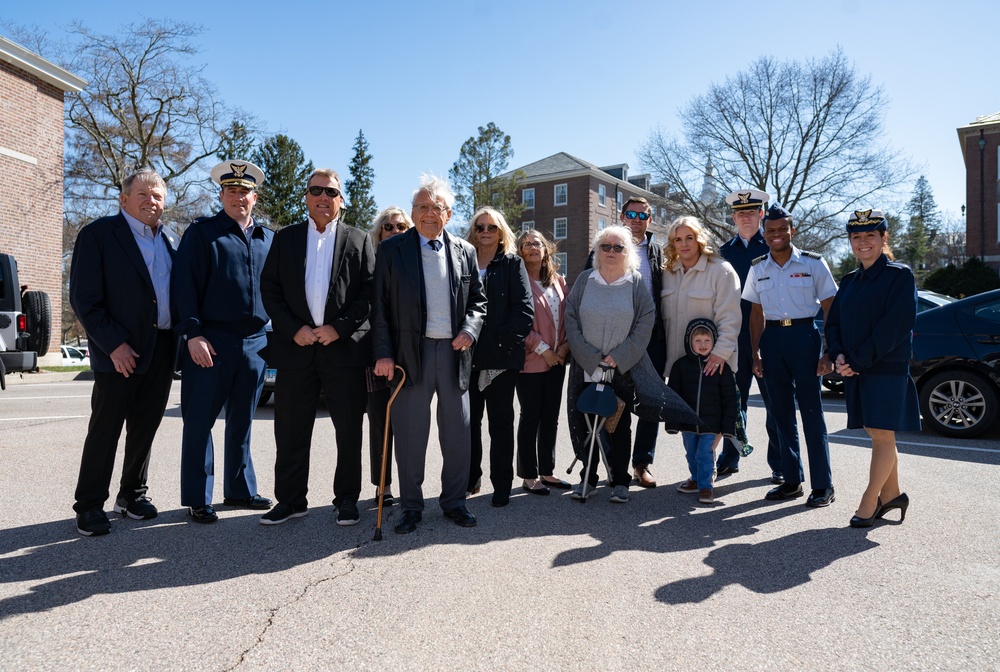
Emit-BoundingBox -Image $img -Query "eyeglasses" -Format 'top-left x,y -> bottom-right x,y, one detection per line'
521,241 -> 544,249
623,210 -> 650,221
307,186 -> 341,198
382,222 -> 408,232
414,203 -> 448,215
600,243 -> 625,253
474,223 -> 499,233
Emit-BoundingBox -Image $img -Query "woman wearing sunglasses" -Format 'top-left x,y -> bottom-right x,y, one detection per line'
464,207 -> 534,507
565,226 -> 655,503
660,216 -> 742,495
365,206 -> 413,505
515,230 -> 572,495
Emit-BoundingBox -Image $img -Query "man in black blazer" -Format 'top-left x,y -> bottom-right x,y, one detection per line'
259,168 -> 375,527
373,175 -> 486,534
69,169 -> 179,536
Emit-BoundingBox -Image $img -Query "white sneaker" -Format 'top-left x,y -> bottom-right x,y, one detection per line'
610,485 -> 629,503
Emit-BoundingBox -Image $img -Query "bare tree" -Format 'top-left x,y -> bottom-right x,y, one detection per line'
62,19 -> 237,231
639,49 -> 912,246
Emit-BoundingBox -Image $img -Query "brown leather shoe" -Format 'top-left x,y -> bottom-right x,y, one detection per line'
634,465 -> 657,488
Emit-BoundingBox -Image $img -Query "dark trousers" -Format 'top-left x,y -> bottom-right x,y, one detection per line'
367,385 -> 394,487
74,330 -> 174,513
180,329 -> 265,507
760,324 -> 832,490
273,363 -> 366,508
392,339 -> 471,513
468,369 -> 518,496
566,363 -> 632,488
515,365 -> 566,479
718,336 -> 783,474
631,334 -> 666,468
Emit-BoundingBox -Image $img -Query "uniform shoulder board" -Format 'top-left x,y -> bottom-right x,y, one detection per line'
751,254 -> 768,266
801,250 -> 822,259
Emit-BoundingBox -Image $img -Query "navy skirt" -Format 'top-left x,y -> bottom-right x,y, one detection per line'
844,373 -> 921,431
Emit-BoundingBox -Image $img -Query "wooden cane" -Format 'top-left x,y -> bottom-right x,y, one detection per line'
374,365 -> 406,540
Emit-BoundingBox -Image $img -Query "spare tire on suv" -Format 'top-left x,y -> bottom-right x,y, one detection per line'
22,290 -> 51,356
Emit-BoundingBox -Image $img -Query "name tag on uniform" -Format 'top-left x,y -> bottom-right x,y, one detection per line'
789,273 -> 812,278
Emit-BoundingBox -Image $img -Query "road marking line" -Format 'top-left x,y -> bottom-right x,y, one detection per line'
0,415 -> 90,421
830,434 -> 1000,454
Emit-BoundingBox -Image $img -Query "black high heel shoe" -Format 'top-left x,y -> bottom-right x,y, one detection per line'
875,493 -> 909,522
849,498 -> 882,528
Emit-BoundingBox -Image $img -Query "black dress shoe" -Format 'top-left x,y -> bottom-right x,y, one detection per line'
850,497 -> 883,528
443,506 -> 477,527
189,505 -> 219,524
222,495 -> 273,510
540,477 -> 572,490
491,492 -> 510,507
875,493 -> 909,522
765,483 -> 804,501
394,510 -> 422,535
770,471 -> 785,485
805,487 -> 836,508
716,466 -> 740,477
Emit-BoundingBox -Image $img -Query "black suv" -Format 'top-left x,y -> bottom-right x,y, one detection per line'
910,288 -> 1000,438
0,253 -> 52,389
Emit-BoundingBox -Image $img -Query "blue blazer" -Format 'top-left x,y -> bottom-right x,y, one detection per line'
69,212 -> 180,374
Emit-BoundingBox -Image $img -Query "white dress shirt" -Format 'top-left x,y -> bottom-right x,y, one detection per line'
305,217 -> 338,327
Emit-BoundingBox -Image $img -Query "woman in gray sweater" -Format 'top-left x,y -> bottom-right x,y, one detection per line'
565,226 -> 655,504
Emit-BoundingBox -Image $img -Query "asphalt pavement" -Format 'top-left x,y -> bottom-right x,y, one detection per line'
1,373 -> 997,671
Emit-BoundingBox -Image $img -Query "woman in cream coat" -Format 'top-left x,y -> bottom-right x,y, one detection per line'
660,216 -> 742,390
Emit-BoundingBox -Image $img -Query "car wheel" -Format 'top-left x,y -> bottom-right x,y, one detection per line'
257,390 -> 272,407
22,290 -> 51,356
919,370 -> 999,438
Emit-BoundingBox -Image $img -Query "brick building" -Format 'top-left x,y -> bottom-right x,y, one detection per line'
0,36 -> 86,365
958,112 -> 1000,265
502,152 -> 677,288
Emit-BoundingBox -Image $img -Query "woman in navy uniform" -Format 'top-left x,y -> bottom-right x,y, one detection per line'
825,209 -> 918,528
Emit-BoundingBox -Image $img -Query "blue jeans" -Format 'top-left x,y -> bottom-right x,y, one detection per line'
682,432 -> 716,490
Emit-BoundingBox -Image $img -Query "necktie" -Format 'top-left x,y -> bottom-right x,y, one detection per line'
428,239 -> 442,251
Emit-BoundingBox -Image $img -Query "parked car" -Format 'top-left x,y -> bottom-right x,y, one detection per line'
259,321 -> 274,406
819,290 -> 958,393
61,344 -> 90,367
0,253 -> 51,389
910,288 -> 1000,438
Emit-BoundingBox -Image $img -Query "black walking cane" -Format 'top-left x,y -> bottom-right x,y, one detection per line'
374,365 -> 406,541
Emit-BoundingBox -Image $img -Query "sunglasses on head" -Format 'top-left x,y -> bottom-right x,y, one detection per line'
474,223 -> 499,233
600,243 -> 625,253
382,222 -> 408,232
307,186 -> 341,198
623,210 -> 650,221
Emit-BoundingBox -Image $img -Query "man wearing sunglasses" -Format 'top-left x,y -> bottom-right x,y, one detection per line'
586,197 -> 665,488
173,160 -> 274,524
257,169 -> 375,527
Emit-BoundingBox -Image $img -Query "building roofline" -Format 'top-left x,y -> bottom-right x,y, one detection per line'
505,152 -> 663,201
0,36 -> 87,93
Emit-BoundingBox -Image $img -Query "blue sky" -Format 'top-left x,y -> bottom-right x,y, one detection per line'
4,0 -> 995,225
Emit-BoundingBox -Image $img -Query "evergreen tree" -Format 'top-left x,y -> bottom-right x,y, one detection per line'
217,119 -> 258,163
449,122 -> 526,225
901,175 -> 940,273
251,134 -> 313,229
343,130 -> 377,230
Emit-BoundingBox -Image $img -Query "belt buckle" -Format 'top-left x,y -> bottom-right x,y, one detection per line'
779,318 -> 792,327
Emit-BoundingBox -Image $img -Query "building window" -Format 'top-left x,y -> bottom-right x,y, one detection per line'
554,252 -> 568,276
522,188 -> 535,209
660,207 -> 666,220
554,217 -> 568,239
598,184 -> 606,207
616,191 -> 623,211
598,218 -> 606,230
521,220 -> 535,232
554,184 -> 568,206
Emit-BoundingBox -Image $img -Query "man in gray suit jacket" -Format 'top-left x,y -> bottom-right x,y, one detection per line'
259,168 -> 375,527
373,175 -> 486,534
69,169 -> 179,536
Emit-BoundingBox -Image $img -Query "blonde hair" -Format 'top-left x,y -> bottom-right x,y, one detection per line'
663,215 -> 719,269
369,206 -> 413,247
466,206 -> 516,254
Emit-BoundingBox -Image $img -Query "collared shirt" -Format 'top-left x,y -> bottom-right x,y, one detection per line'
418,230 -> 452,339
305,216 -> 337,327
590,269 -> 635,287
636,237 -> 653,298
122,208 -> 172,329
742,245 -> 837,319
